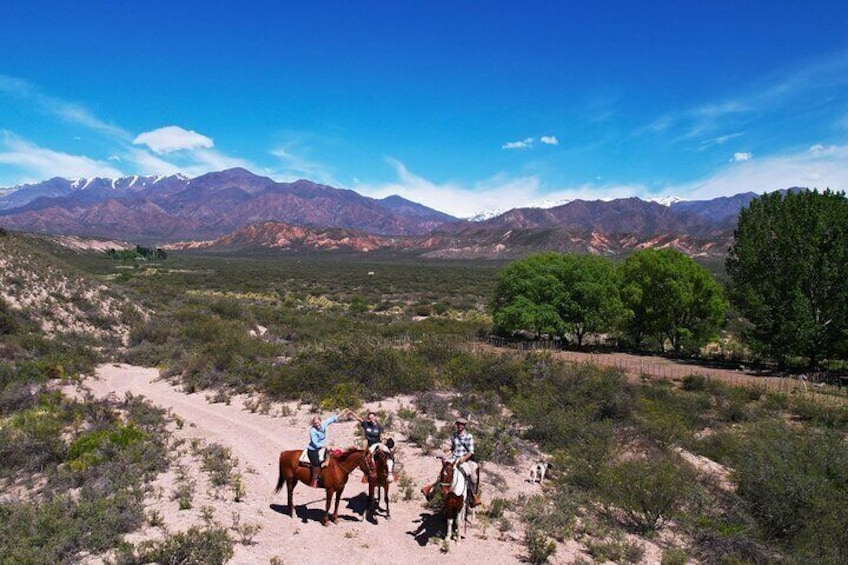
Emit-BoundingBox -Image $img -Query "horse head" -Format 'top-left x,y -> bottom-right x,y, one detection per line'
371,445 -> 395,480
438,459 -> 456,496
357,448 -> 377,482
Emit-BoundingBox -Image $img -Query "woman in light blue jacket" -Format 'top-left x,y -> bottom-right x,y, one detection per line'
307,408 -> 354,487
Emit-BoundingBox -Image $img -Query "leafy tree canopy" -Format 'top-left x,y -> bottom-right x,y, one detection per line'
621,248 -> 728,353
726,189 -> 848,367
490,252 -> 624,346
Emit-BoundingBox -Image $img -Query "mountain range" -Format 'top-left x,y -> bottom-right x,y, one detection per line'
0,168 -> 771,259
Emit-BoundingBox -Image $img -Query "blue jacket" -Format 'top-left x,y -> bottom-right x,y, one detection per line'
308,414 -> 338,450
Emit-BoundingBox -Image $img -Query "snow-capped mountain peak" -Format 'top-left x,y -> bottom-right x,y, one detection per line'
649,195 -> 685,206
467,197 -> 572,221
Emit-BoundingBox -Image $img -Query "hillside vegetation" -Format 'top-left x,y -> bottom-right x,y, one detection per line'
2,230 -> 848,564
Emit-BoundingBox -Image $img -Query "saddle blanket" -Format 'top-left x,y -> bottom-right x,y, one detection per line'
297,448 -> 339,468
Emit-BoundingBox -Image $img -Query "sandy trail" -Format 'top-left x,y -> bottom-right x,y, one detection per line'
86,363 -> 548,564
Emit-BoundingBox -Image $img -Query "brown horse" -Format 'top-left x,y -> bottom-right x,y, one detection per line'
365,445 -> 395,521
274,448 -> 374,526
437,459 -> 469,543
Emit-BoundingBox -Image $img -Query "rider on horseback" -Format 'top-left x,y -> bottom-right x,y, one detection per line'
422,417 -> 481,507
350,411 -> 395,483
307,408 -> 354,488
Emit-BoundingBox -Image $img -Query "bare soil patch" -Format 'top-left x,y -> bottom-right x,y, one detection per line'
82,364 -> 582,564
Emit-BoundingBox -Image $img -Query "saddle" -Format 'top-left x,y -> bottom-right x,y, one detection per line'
298,448 -> 332,468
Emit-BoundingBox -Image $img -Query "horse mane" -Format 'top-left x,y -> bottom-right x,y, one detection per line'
333,447 -> 362,461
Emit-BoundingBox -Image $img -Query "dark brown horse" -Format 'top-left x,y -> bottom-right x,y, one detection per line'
437,459 -> 469,543
365,445 -> 395,521
274,448 -> 374,526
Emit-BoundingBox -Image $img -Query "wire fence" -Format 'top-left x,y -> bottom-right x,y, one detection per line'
474,337 -> 848,405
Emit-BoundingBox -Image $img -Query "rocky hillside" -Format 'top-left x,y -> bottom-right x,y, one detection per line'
0,231 -> 144,348
166,220 -> 734,259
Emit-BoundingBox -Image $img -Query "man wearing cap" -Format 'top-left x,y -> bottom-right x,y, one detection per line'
422,416 -> 481,506
450,417 -> 481,506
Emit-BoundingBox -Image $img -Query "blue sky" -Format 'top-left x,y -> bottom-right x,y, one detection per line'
1,1 -> 848,217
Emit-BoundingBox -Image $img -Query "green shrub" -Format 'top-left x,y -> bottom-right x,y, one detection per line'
474,422 -> 520,465
348,295 -> 369,314
415,391 -> 451,420
731,420 -> 848,561
690,429 -> 741,465
681,373 -> 708,391
486,496 -> 512,519
596,452 -> 695,533
67,425 -> 146,471
586,534 -> 644,565
114,525 -> 234,565
198,443 -> 237,487
790,397 -> 848,430
519,491 -> 576,541
661,548 -> 688,565
525,527 -> 557,564
405,415 -> 438,453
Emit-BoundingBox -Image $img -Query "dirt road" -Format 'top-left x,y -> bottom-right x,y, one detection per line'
86,364 -> 555,564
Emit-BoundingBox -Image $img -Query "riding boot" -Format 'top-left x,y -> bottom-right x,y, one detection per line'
469,476 -> 481,507
310,466 -> 319,488
421,483 -> 433,501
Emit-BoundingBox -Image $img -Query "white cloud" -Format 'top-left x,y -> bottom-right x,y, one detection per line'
0,75 -> 129,139
353,158 -> 543,217
669,143 -> 848,200
270,145 -> 336,185
808,143 -> 838,157
732,152 -> 752,162
122,147 -> 183,176
133,126 -> 214,154
502,137 -> 534,150
540,135 -> 559,145
714,133 -> 743,145
120,145 -> 253,178
0,131 -> 124,181
352,158 -> 653,218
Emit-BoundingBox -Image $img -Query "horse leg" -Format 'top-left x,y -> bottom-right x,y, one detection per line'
332,487 -> 343,523
322,488 -> 333,526
365,482 -> 374,521
286,478 -> 296,518
458,501 -> 467,544
384,482 -> 390,519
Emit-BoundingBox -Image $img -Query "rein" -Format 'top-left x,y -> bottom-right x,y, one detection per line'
337,449 -> 374,478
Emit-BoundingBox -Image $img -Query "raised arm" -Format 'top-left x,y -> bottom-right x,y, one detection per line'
340,408 -> 360,422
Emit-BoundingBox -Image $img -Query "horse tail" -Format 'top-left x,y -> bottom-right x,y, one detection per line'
273,452 -> 285,494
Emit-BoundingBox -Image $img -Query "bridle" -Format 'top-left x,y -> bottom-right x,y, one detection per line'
358,449 -> 377,480
438,461 -> 455,491
336,449 -> 376,481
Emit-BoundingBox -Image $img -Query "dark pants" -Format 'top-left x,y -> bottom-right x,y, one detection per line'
307,448 -> 321,467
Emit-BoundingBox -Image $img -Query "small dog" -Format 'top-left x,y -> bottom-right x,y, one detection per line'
528,461 -> 549,485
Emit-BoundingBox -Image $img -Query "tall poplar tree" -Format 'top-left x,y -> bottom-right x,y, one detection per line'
726,189 -> 848,367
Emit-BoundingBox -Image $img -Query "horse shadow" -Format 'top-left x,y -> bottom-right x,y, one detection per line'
354,489 -> 390,525
406,511 -> 444,546
269,493 -> 364,524
344,491 -> 370,520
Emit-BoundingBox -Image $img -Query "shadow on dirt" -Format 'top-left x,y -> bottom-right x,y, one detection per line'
407,511 -> 446,546
269,494 -> 364,524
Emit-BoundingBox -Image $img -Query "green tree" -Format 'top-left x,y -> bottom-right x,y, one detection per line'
490,252 -> 624,347
551,254 -> 624,348
621,248 -> 728,353
490,252 -> 566,338
726,189 -> 848,367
